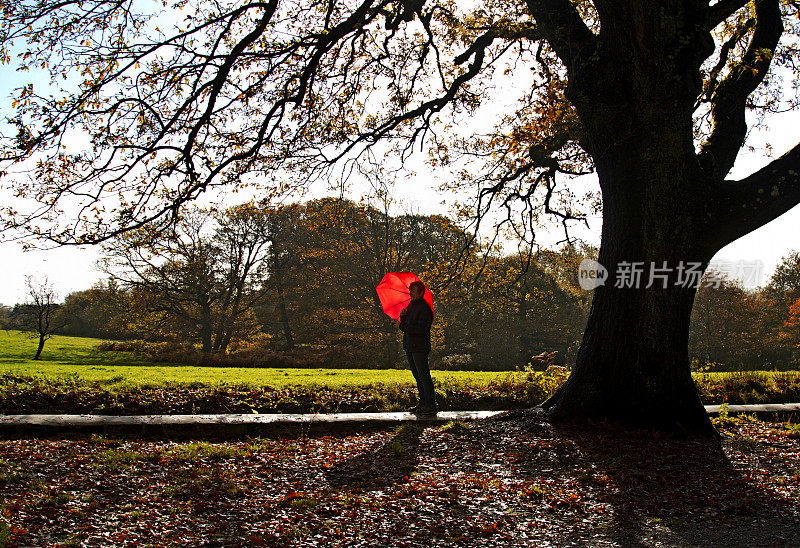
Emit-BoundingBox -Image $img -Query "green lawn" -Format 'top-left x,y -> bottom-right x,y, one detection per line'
3,330 -> 796,393
3,331 -> 800,413
0,330 -> 507,388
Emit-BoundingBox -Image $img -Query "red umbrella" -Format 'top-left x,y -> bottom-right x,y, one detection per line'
376,272 -> 434,320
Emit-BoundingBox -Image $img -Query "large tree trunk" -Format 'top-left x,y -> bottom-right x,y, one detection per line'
543,121 -> 719,434
528,0 -> 800,434
543,271 -> 713,433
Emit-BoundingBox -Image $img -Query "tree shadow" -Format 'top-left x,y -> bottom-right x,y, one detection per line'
324,424 -> 424,491
537,418 -> 800,547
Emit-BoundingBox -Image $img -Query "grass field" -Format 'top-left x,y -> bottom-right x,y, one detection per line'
0,330 -> 507,388
2,329 -> 798,391
3,330 -> 800,415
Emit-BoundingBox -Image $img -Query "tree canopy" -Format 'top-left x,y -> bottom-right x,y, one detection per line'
1,0 -> 798,245
1,0 -> 599,242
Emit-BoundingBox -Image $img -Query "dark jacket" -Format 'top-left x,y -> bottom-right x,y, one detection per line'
399,298 -> 433,353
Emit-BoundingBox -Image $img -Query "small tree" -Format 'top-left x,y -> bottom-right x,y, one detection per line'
60,279 -> 132,340
759,251 -> 800,366
780,297 -> 800,363
103,206 -> 271,352
13,277 -> 67,360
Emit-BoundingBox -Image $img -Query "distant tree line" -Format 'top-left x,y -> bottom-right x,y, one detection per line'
690,252 -> 800,371
4,199 -> 799,371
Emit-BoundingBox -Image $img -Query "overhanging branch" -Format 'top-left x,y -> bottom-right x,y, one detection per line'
697,0 -> 782,181
523,0 -> 596,74
712,141 -> 800,247
708,0 -> 751,28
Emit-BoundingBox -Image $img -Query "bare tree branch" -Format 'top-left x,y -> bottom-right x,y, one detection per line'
697,0 -> 782,180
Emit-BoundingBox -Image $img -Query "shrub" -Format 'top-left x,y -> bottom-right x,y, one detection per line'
96,340 -> 362,369
436,354 -> 473,371
0,370 -> 564,414
694,371 -> 800,404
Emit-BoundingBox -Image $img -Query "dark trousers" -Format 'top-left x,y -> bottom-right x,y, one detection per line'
406,351 -> 437,408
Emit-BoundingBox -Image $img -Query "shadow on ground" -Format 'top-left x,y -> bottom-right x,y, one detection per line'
324,424 -> 424,491
504,411 -> 800,547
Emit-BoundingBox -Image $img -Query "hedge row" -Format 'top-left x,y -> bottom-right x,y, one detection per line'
1,370 -> 798,415
0,370 -> 564,415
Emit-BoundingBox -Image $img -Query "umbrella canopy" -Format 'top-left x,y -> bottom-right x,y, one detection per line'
376,272 -> 434,320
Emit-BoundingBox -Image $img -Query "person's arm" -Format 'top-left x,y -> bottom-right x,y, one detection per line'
399,308 -> 409,331
400,303 -> 432,334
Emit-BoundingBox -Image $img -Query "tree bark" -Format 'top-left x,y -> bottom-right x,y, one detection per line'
543,115 -> 720,434
275,276 -> 294,350
33,334 -> 46,361
199,303 -> 213,354
530,2 -> 743,433
543,273 -> 714,433
525,0 -> 800,434
518,293 -> 529,365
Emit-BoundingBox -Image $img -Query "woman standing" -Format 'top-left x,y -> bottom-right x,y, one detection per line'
399,280 -> 438,416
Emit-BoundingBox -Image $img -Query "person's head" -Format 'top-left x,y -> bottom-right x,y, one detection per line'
409,280 -> 425,300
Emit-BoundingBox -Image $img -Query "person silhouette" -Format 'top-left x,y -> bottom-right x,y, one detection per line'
399,280 -> 438,416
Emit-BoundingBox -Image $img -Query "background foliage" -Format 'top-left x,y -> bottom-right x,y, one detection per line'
4,197 -> 799,372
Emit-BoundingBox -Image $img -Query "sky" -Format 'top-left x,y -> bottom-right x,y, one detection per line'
0,10 -> 799,306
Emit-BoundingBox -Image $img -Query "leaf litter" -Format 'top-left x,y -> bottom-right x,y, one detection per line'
0,412 -> 799,547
